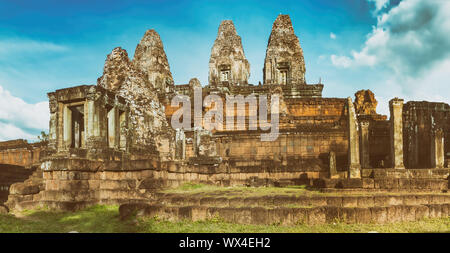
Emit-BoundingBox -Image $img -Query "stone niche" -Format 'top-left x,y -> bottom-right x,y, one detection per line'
47,85 -> 129,160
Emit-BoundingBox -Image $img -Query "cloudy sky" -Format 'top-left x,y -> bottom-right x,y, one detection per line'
0,0 -> 449,141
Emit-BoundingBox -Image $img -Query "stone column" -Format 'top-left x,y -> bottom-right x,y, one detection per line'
119,110 -> 128,151
431,128 -> 445,168
329,151 -> 337,178
85,87 -> 106,151
47,93 -> 58,151
407,124 -> 419,168
175,128 -> 186,160
360,120 -> 370,168
107,107 -> 119,149
63,104 -> 72,150
389,98 -> 405,169
347,97 -> 361,178
86,100 -> 95,140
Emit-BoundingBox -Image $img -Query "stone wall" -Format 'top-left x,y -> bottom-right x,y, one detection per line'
403,101 -> 450,169
0,140 -> 44,168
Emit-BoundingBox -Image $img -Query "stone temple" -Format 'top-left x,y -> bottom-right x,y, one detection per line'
0,14 -> 449,224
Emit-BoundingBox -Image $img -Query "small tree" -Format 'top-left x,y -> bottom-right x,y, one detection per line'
37,131 -> 49,142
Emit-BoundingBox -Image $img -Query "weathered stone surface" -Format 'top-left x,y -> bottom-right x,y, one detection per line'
329,151 -> 337,178
264,14 -> 306,85
132,29 -> 174,93
209,20 -> 250,87
360,120 -> 370,168
9,182 -> 41,195
390,98 -> 405,169
347,97 -> 361,178
354,90 -> 378,115
0,205 -> 8,214
97,45 -> 175,159
97,47 -> 131,91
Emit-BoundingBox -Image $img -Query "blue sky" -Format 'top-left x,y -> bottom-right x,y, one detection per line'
0,0 -> 449,141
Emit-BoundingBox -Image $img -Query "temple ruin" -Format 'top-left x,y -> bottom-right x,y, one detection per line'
0,14 -> 449,224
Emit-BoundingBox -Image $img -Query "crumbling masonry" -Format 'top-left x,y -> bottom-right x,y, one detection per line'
0,15 -> 449,222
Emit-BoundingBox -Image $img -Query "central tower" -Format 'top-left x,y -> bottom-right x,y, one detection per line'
263,14 -> 306,86
208,20 -> 250,87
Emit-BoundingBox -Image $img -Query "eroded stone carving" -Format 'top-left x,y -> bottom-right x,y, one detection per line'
209,20 -> 250,87
97,44 -> 174,159
264,14 -> 306,85
354,89 -> 378,115
132,29 -> 174,93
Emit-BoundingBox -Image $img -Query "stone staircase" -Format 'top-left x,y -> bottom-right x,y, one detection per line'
119,191 -> 450,225
312,168 -> 449,192
0,164 -> 35,205
5,168 -> 44,211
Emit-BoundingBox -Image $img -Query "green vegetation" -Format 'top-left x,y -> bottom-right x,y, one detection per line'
0,205 -> 449,233
37,131 -> 49,142
162,183 -> 447,197
138,216 -> 450,233
162,183 -> 321,197
0,205 -> 136,233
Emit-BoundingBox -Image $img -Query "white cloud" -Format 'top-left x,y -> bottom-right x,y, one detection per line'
0,38 -> 67,56
0,122 -> 36,142
332,0 -> 450,76
330,32 -> 336,39
330,0 -> 450,115
331,55 -> 351,68
0,85 -> 49,141
368,0 -> 391,14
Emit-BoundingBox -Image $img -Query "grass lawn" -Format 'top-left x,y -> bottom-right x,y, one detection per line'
161,183 -> 449,197
0,205 -> 449,233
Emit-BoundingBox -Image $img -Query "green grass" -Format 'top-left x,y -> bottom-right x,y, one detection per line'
0,205 -> 449,233
138,217 -> 450,233
162,183 -> 321,197
162,183 -> 448,198
0,205 -> 137,233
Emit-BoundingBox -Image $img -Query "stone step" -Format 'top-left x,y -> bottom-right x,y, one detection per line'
312,178 -> 448,191
14,198 -> 149,212
361,168 -> 450,179
154,193 -> 450,209
119,202 -> 450,225
38,189 -> 153,202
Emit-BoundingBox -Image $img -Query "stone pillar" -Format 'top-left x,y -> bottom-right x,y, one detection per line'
119,110 -> 128,151
47,93 -> 58,151
85,88 -> 106,151
175,128 -> 186,160
431,128 -> 445,168
407,124 -> 419,168
389,98 -> 404,169
107,107 -> 119,149
63,104 -> 72,150
360,120 -> 370,168
347,97 -> 361,178
329,151 -> 337,178
86,100 -> 95,139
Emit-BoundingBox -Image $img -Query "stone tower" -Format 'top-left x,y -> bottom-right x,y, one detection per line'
132,29 -> 174,93
263,14 -> 306,86
209,20 -> 250,87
